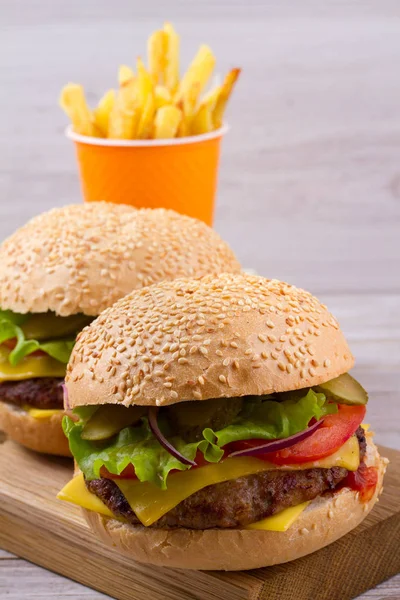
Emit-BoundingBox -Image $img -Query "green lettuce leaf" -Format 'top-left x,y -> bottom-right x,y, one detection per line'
212,390 -> 337,447
63,389 -> 336,489
0,310 -> 75,366
39,339 -> 76,364
63,416 -> 223,489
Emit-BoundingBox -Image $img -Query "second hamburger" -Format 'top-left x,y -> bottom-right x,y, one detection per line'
0,204 -> 240,455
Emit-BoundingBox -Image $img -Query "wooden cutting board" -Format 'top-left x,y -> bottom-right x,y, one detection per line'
0,436 -> 399,600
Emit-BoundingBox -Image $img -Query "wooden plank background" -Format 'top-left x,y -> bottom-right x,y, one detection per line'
1,1 -> 399,598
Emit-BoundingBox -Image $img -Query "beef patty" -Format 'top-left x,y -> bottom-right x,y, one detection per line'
0,378 -> 64,410
86,426 -> 367,530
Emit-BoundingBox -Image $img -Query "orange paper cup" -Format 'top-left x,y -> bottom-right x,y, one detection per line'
66,125 -> 229,226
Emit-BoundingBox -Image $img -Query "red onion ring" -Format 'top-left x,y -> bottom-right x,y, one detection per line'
148,407 -> 197,467
227,419 -> 324,459
59,381 -> 69,409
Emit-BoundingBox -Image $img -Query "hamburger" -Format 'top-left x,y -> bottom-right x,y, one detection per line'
59,273 -> 386,570
0,205 -> 240,456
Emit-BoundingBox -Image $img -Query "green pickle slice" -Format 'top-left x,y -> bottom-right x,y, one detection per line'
81,404 -> 147,441
317,373 -> 368,405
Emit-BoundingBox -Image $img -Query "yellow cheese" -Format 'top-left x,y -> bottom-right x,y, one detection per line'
57,473 -> 114,518
116,457 -> 273,526
58,436 -> 360,528
0,346 -> 65,382
57,473 -> 309,532
23,405 -> 64,420
301,435 -> 359,471
116,436 -> 359,526
246,502 -> 310,531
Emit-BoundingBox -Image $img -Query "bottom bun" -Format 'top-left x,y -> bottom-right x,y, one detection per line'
0,401 -> 71,457
83,436 -> 386,570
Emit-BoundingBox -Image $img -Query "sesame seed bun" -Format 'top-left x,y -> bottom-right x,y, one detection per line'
82,436 -> 386,570
66,273 -> 354,408
0,402 -> 70,457
0,203 -> 240,317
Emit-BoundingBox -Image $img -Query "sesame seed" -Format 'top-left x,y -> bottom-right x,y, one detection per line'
199,347 -> 208,355
198,376 -> 205,385
233,359 -> 240,369
223,358 -> 230,367
324,358 -> 331,368
258,334 -> 266,343
178,357 -> 188,365
278,361 -> 285,371
215,349 -> 223,356
328,510 -> 334,519
230,341 -> 238,349
219,375 -> 227,383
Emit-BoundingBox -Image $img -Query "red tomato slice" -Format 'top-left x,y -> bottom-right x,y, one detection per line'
342,463 -> 378,502
230,404 -> 366,465
100,464 -> 137,480
2,340 -> 17,350
100,450 -> 210,481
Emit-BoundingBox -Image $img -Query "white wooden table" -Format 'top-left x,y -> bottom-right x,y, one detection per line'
1,1 -> 399,598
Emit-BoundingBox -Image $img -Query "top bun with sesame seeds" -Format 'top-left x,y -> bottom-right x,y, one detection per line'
0,203 -> 241,317
66,273 -> 354,408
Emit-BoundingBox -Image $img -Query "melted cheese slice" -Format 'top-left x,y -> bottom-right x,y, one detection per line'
246,501 -> 310,531
57,473 -> 114,518
0,346 -> 65,382
23,405 -> 64,420
117,457 -> 272,526
57,473 -> 309,531
116,436 -> 359,526
57,436 -> 359,528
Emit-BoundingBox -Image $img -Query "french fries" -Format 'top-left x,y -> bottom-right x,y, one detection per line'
93,89 -> 115,136
155,85 -> 171,108
59,24 -> 240,140
174,45 -> 216,105
137,92 -> 156,139
153,106 -> 182,139
136,57 -> 153,109
59,83 -> 100,137
213,68 -> 241,129
163,22 -> 180,94
118,65 -> 135,86
108,79 -> 140,139
191,104 -> 214,135
148,30 -> 166,85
